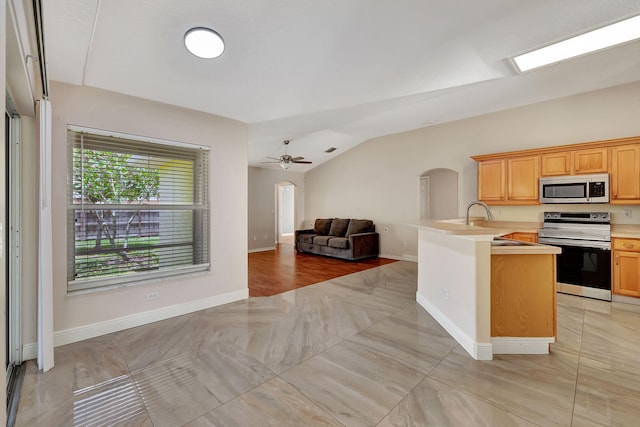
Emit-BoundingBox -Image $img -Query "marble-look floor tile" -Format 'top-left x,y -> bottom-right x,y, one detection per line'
552,303 -> 585,356
132,342 -> 275,426
281,339 -> 426,427
344,286 -> 415,316
14,262 -> 640,427
429,346 -> 578,427
292,287 -> 392,338
557,293 -> 587,309
185,377 -> 342,427
16,334 -> 131,425
572,355 -> 640,427
114,312 -> 203,371
17,372 -> 148,427
217,311 -> 343,374
378,377 -> 538,427
580,307 -> 640,366
348,310 -> 457,374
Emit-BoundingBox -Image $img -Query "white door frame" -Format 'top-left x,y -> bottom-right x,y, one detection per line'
418,175 -> 430,220
7,111 -> 22,365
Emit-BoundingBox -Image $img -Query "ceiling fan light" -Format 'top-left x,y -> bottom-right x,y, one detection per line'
184,27 -> 225,59
280,161 -> 290,170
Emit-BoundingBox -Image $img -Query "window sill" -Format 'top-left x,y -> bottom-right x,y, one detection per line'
67,264 -> 211,296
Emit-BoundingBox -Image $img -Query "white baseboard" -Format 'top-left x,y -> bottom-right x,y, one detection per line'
379,254 -> 417,263
22,289 -> 248,360
416,292 -> 493,360
248,246 -> 276,253
491,337 -> 553,355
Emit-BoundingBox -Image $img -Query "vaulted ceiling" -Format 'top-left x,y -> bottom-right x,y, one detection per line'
43,0 -> 640,170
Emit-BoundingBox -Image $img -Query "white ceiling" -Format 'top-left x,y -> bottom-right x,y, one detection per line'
42,0 -> 640,171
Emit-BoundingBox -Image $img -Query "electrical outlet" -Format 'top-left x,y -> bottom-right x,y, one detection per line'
253,235 -> 257,241
624,209 -> 632,218
146,292 -> 159,301
497,209 -> 502,217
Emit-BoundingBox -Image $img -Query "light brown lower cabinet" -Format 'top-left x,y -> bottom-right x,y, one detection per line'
491,254 -> 557,338
613,238 -> 640,298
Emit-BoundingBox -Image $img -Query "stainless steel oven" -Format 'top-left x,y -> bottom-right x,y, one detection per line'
538,212 -> 611,301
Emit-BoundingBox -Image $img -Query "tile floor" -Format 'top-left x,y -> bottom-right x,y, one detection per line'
15,261 -> 640,426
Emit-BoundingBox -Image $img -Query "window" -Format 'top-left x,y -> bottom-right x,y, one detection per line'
67,127 -> 210,293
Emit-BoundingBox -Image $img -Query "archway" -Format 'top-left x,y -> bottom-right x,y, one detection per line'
419,168 -> 459,220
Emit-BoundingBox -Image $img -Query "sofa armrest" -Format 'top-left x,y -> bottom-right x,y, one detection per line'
295,228 -> 316,242
349,232 -> 379,259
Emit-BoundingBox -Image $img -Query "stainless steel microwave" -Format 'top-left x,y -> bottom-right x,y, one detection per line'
539,173 -> 609,204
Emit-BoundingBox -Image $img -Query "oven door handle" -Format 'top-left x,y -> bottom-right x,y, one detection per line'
538,237 -> 611,250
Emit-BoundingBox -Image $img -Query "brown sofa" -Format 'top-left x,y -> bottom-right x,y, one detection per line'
295,218 -> 379,261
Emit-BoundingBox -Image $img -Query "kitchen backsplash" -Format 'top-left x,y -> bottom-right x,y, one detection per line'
482,204 -> 640,225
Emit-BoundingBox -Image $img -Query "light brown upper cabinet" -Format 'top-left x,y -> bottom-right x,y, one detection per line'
478,159 -> 506,202
573,147 -> 608,174
507,156 -> 540,202
473,135 -> 640,206
477,156 -> 539,205
541,148 -> 607,176
611,144 -> 640,204
541,152 -> 572,176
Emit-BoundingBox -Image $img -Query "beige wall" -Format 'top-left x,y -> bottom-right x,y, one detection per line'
47,82 -> 248,334
248,166 -> 305,251
305,81 -> 640,259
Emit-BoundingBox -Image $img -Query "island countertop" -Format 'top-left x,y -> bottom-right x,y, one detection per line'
405,218 -> 560,255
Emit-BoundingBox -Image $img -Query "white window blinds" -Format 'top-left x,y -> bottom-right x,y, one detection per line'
67,128 -> 210,292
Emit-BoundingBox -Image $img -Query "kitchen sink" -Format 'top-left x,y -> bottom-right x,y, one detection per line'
491,237 -> 534,246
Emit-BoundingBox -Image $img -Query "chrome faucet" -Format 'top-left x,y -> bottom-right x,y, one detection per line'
465,201 -> 495,225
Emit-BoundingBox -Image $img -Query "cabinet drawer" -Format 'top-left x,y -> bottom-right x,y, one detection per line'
613,238 -> 640,251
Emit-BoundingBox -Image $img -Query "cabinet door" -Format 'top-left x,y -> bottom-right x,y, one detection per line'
541,152 -> 572,176
611,144 -> 640,203
573,147 -> 608,174
613,250 -> 640,297
507,156 -> 540,202
478,160 -> 506,202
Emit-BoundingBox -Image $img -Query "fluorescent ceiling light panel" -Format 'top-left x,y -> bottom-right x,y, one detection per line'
513,14 -> 640,72
184,27 -> 225,59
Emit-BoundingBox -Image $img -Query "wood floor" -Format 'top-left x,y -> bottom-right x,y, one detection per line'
248,243 -> 398,297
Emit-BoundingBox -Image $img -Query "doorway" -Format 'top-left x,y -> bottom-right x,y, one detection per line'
276,183 -> 295,245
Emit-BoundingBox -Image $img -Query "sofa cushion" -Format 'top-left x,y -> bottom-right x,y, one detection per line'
346,219 -> 374,236
328,237 -> 349,249
314,218 -> 333,235
329,218 -> 351,237
313,235 -> 332,246
298,233 -> 318,244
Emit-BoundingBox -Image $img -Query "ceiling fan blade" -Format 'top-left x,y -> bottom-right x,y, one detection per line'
261,161 -> 280,164
293,160 -> 312,164
291,156 -> 305,161
266,156 -> 282,161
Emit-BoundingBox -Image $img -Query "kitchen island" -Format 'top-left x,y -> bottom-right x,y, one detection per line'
407,219 -> 561,360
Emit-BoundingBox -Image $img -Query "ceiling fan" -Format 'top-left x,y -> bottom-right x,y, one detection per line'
262,140 -> 312,169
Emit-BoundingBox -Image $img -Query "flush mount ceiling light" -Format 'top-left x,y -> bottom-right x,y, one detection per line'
184,27 -> 225,59
513,14 -> 640,72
